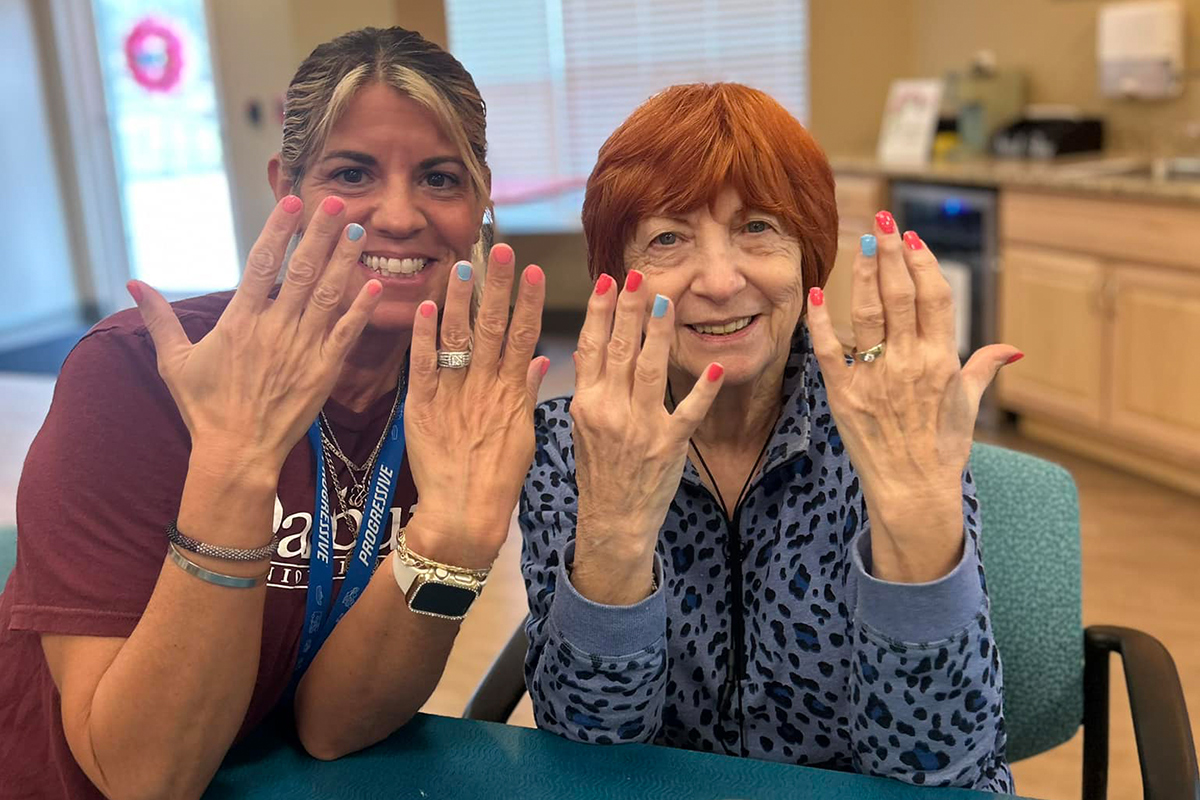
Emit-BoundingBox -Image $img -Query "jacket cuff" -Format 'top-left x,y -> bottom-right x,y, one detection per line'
548,542 -> 666,657
852,527 -> 987,643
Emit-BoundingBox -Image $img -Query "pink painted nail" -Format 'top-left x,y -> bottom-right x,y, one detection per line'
492,243 -> 514,265
419,301 -> 436,318
809,287 -> 824,307
707,363 -> 724,382
903,231 -> 923,250
525,265 -> 544,286
366,280 -> 382,297
624,271 -> 643,292
322,196 -> 345,215
595,274 -> 615,295
126,280 -> 143,303
1005,352 -> 1025,365
539,358 -> 551,377
875,210 -> 896,234
282,195 -> 303,214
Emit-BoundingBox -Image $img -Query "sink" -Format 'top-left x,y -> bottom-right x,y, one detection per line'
1053,156 -> 1200,181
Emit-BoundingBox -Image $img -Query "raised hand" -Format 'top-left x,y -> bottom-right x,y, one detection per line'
128,195 -> 381,477
401,244 -> 549,569
804,211 -> 1021,582
569,271 -> 725,605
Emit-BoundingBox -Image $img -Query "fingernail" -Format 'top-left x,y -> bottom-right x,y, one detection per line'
539,358 -> 551,377
126,280 -> 142,303
595,274 -> 615,295
706,363 -> 725,382
525,265 -> 544,286
1005,352 -> 1025,365
625,271 -> 643,292
903,231 -> 923,250
322,196 -> 345,215
860,234 -> 877,257
367,280 -> 382,297
282,195 -> 303,214
808,287 -> 824,307
456,261 -> 473,281
492,243 -> 514,265
419,301 -> 436,318
346,223 -> 364,241
875,210 -> 896,234
652,294 -> 669,318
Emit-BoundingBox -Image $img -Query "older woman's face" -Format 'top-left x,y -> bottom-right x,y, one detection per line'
626,186 -> 806,387
272,83 -> 483,331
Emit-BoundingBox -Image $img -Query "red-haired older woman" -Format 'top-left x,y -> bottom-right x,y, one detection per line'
518,84 -> 1020,791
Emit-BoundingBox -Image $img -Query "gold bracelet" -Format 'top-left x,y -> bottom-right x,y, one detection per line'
396,531 -> 492,582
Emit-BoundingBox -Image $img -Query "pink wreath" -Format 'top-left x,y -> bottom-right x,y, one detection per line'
124,18 -> 184,93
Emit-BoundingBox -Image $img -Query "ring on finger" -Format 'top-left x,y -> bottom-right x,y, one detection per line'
853,340 -> 886,363
437,349 -> 472,369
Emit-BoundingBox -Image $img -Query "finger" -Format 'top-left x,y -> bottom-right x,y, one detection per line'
803,287 -> 850,395
127,280 -> 190,372
632,294 -> 673,408
471,243 -> 516,369
670,362 -> 724,441
438,260 -> 476,387
575,274 -> 617,389
605,270 -> 648,387
525,356 -> 551,407
407,300 -> 440,406
902,232 -> 955,349
298,222 -> 367,338
500,265 -> 546,386
874,210 -> 917,351
962,344 -> 1024,411
324,280 -> 383,365
273,196 -> 347,316
850,232 -> 886,354
228,195 -> 304,315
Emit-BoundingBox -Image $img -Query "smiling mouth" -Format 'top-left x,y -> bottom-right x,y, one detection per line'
360,254 -> 433,276
687,316 -> 756,335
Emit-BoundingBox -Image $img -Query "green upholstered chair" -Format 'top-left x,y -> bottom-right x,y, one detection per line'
0,525 -> 16,588
464,443 -> 1200,800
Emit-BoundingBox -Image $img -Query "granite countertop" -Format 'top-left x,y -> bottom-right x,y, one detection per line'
830,154 -> 1200,205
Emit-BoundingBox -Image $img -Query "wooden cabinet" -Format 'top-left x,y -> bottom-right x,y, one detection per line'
999,190 -> 1200,492
998,246 -> 1107,426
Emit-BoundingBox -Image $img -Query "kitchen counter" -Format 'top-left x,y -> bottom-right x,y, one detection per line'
830,154 -> 1200,205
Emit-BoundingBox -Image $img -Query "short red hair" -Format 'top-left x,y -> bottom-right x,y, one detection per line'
582,83 -> 838,293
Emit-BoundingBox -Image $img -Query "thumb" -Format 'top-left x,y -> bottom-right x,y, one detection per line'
128,280 -> 190,372
962,344 -> 1023,410
525,356 -> 551,408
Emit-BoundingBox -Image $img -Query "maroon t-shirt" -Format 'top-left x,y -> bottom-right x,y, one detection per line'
0,292 -> 417,799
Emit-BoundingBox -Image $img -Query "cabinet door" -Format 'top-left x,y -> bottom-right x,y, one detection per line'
1108,264 -> 1200,467
997,245 -> 1107,425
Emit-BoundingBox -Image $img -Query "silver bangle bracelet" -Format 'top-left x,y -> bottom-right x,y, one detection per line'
166,520 -> 275,562
167,543 -> 267,589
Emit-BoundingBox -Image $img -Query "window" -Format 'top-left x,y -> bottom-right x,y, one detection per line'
447,0 -> 809,233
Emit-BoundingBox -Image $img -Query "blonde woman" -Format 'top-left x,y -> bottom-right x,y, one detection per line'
0,27 -> 545,800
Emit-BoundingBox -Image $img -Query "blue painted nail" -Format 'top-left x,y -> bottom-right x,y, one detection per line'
346,223 -> 364,241
456,261 -> 473,281
860,234 -> 877,257
652,294 -> 669,318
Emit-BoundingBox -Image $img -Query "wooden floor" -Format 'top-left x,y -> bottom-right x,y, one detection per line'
3,341 -> 1197,799
417,345 -> 1200,800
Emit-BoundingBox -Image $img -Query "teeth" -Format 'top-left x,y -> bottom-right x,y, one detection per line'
690,317 -> 753,335
362,255 -> 430,275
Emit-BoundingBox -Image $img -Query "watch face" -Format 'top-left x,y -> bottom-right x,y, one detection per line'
411,581 -> 476,618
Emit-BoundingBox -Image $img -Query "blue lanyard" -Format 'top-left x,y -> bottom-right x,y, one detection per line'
293,397 -> 406,679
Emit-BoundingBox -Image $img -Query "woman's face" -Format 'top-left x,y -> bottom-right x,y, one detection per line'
626,186 -> 806,387
271,82 -> 484,332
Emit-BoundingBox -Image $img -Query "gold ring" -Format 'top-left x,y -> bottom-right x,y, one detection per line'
853,341 -> 886,363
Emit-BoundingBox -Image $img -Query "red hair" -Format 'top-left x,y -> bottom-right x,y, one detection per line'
582,83 -> 838,293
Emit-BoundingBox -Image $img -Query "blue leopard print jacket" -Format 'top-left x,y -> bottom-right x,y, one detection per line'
518,331 -> 1014,792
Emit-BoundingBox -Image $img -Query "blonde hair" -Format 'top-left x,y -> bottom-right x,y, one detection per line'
282,27 -> 493,278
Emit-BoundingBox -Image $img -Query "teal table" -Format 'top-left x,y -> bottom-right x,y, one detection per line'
207,713 -> 1027,799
